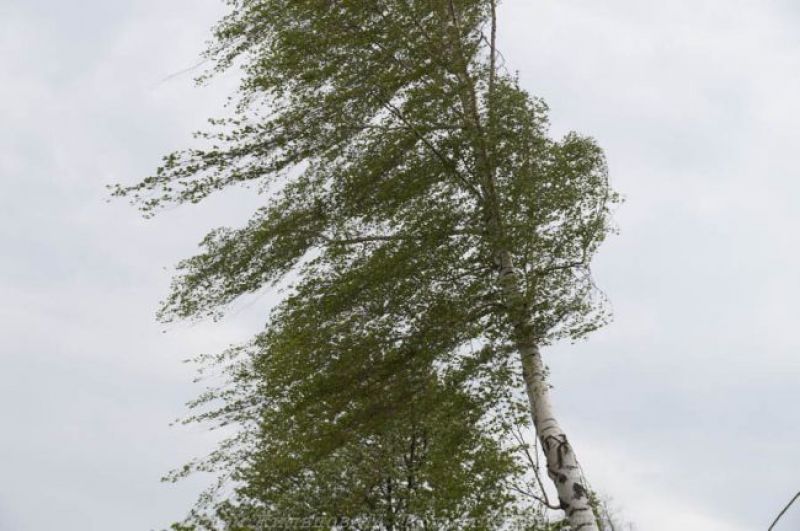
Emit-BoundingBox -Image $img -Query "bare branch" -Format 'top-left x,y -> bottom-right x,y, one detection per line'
508,483 -> 561,510
511,425 -> 557,510
768,490 -> 800,531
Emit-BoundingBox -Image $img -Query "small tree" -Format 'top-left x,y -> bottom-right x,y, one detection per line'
116,1 -> 618,528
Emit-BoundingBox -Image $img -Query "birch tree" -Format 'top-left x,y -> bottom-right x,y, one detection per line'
115,1 -> 619,528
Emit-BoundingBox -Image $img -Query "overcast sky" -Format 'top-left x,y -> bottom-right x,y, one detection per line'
1,1 -> 799,530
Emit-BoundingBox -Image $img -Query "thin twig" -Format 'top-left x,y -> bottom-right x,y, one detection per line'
768,491 -> 800,531
508,483 -> 561,510
511,425 -> 557,510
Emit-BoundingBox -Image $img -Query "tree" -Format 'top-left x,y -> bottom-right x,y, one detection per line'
167,313 -> 530,529
115,1 -> 618,529
166,257 -> 552,529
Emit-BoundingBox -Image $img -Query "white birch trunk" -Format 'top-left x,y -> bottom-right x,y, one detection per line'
498,252 -> 598,531
519,341 -> 597,530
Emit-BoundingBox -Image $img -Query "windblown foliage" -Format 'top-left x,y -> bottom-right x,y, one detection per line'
115,1 -> 619,528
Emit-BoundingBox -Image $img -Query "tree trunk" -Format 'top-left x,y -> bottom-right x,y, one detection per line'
498,252 -> 598,531
443,1 -> 598,514
518,340 -> 597,530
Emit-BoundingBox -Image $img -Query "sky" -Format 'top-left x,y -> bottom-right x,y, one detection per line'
1,1 -> 798,530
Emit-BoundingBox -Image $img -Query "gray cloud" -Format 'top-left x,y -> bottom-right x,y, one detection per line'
500,1 -> 800,529
1,0 -> 798,530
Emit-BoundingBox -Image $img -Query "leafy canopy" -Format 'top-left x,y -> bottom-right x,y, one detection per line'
114,0 -> 619,528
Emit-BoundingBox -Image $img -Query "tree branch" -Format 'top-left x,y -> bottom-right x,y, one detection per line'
335,10 -> 483,199
508,483 -> 561,510
488,0 -> 498,121
511,425 -> 558,511
768,490 -> 800,531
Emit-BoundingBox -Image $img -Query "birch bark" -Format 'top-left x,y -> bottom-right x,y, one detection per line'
438,4 -> 599,526
498,252 -> 598,531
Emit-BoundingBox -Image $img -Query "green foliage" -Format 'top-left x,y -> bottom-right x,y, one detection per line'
115,1 -> 619,528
